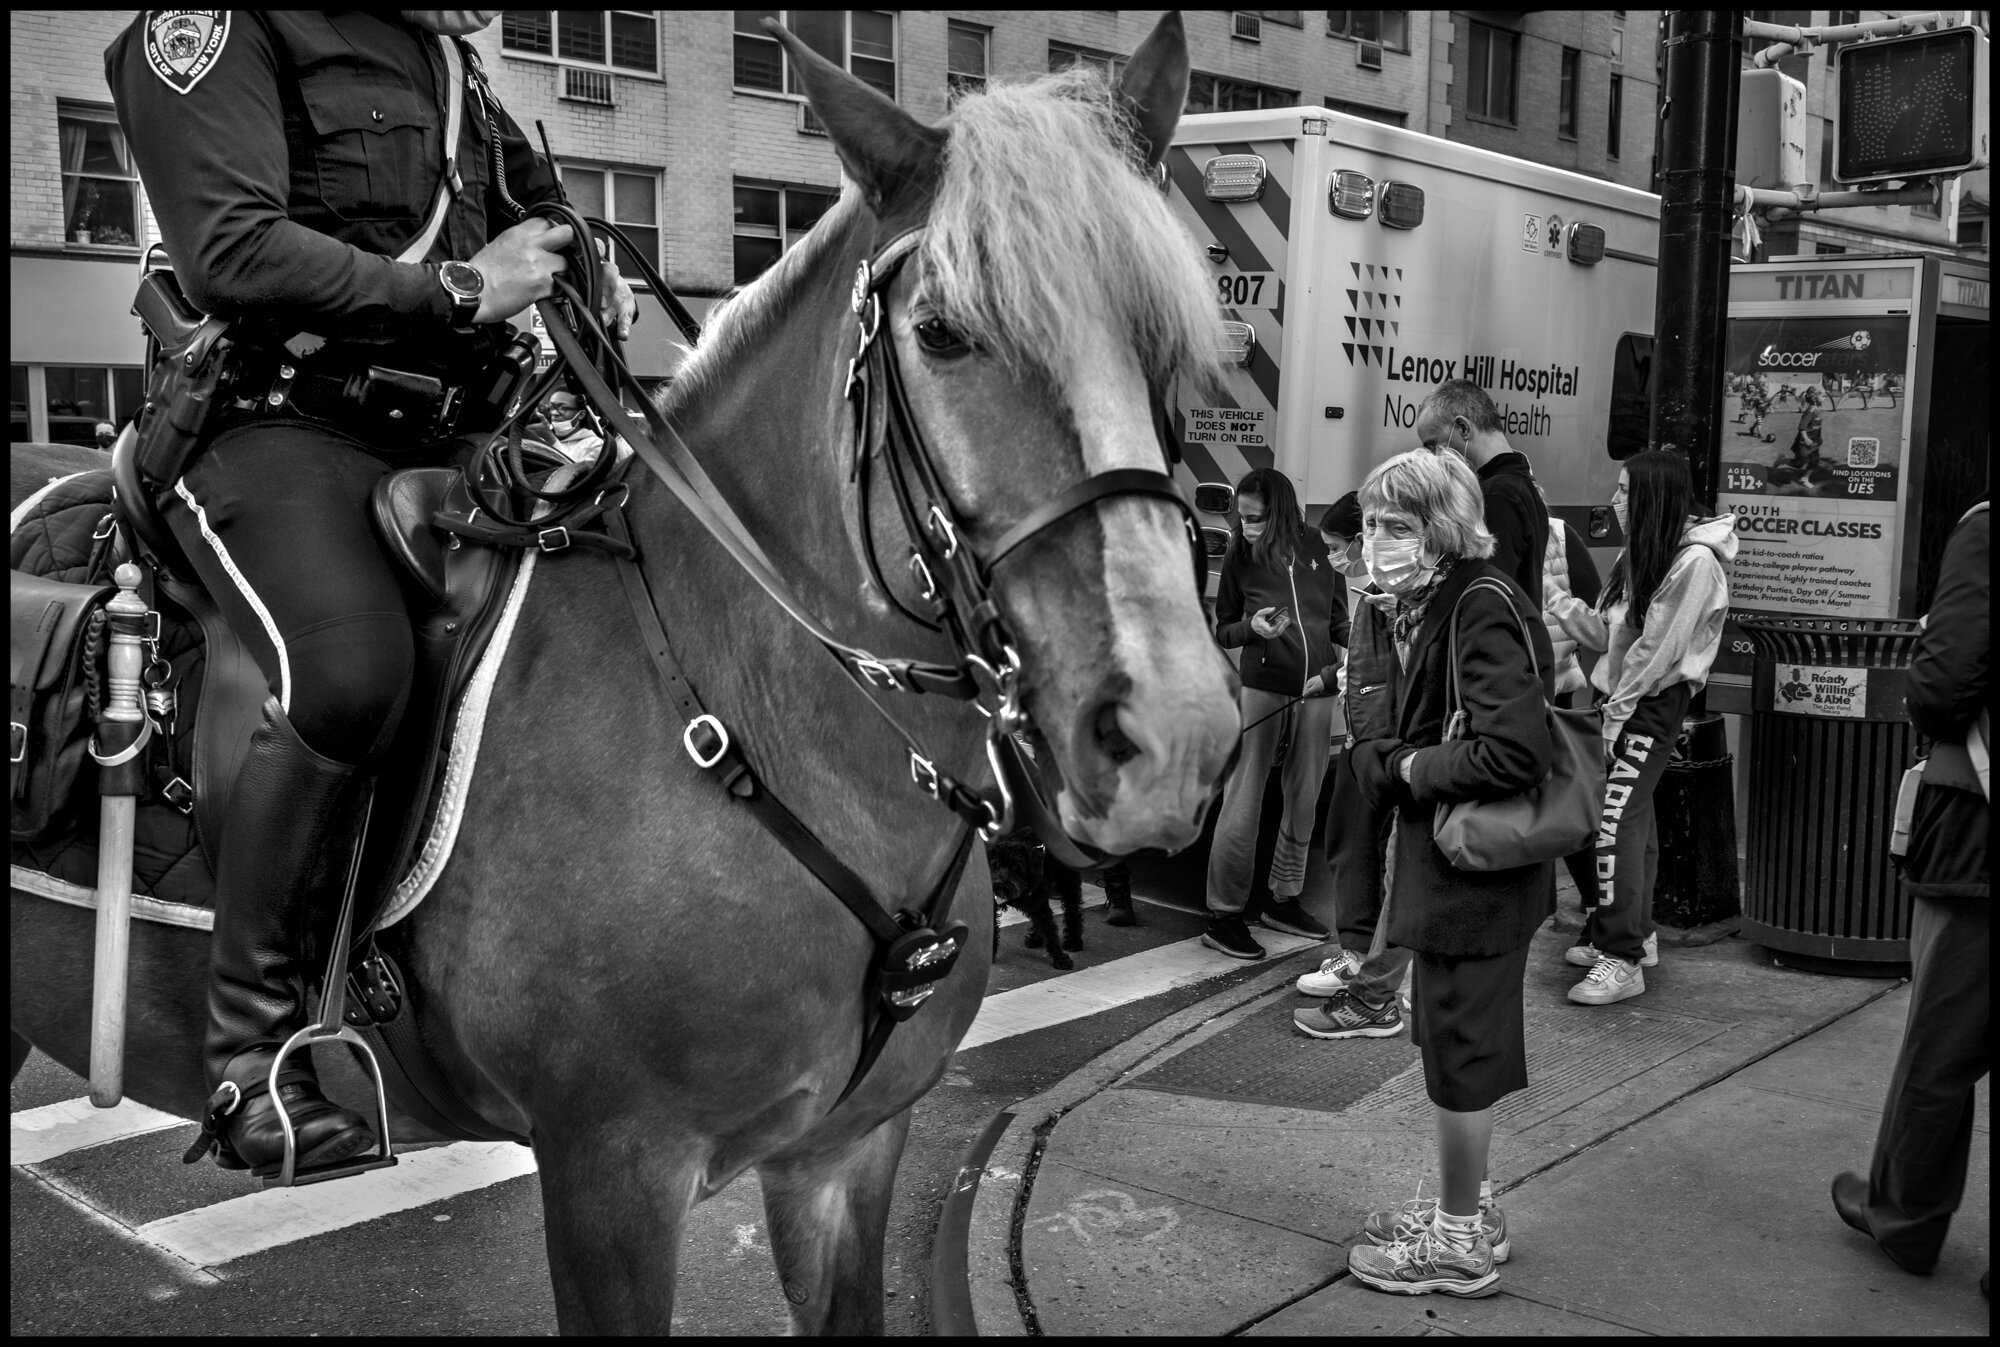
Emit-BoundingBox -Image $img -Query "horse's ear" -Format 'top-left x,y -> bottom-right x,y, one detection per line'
1117,11 -> 1190,171
762,19 -> 944,215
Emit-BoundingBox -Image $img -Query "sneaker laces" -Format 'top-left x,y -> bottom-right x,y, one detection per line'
1582,954 -> 1627,985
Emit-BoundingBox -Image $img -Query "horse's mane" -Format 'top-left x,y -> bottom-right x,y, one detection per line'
662,66 -> 1224,418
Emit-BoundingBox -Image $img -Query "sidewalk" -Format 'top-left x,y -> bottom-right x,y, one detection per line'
959,918 -> 1990,1336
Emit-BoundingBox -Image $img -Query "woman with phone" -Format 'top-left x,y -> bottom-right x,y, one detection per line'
1202,467 -> 1347,960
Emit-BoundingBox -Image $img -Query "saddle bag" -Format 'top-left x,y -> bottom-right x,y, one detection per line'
11,573 -> 114,840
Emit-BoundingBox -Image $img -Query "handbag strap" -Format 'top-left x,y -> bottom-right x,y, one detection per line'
1442,577 -> 1540,725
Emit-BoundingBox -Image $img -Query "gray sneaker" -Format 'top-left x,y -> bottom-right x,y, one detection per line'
1293,989 -> 1402,1039
1347,1221 -> 1499,1297
1363,1193 -> 1510,1263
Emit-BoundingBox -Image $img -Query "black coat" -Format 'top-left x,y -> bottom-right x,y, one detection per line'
1477,452 -> 1549,604
1214,527 -> 1350,696
1350,560 -> 1557,956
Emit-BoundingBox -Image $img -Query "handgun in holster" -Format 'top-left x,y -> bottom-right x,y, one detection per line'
130,269 -> 242,486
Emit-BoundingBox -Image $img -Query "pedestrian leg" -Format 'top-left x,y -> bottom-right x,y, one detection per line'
1574,686 -> 1690,1002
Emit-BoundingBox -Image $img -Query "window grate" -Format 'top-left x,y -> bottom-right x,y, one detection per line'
562,67 -> 614,107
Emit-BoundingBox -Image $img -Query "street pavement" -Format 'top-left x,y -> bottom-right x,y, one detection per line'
962,897 -> 1991,1336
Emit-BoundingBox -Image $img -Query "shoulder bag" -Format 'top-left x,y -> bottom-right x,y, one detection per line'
1432,578 -> 1605,872
11,573 -> 115,840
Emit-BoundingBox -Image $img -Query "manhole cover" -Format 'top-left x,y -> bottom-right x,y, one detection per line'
1124,997 -> 1734,1127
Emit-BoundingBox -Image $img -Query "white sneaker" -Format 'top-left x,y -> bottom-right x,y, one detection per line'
1296,949 -> 1362,997
1567,955 -> 1646,1005
1564,930 -> 1658,968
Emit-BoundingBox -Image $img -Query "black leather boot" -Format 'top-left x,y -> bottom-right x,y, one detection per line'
1103,862 -> 1139,927
185,698 -> 375,1176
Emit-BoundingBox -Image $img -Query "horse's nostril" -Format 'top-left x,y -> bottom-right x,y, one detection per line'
1093,700 -> 1142,767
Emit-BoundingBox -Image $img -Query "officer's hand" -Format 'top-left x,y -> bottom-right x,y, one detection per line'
595,242 -> 638,341
467,217 -> 573,323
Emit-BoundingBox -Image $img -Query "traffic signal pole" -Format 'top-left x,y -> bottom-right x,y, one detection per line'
1648,11 -> 1744,931
1650,9 -> 1744,506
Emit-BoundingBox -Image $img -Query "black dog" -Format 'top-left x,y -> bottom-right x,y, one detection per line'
986,832 -> 1084,970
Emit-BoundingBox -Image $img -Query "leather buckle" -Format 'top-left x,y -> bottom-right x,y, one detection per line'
855,657 -> 902,690
160,774 -> 195,814
683,714 -> 730,769
927,505 -> 959,558
9,721 -> 25,764
537,526 -> 571,552
909,750 -> 940,798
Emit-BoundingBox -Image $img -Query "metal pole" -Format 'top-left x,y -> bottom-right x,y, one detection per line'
88,563 -> 152,1107
1651,9 -> 1744,510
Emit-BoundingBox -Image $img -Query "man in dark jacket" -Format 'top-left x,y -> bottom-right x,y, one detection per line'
1415,381 -> 1548,603
1833,499 -> 1989,1283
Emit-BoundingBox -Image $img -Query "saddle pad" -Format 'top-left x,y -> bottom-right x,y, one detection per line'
8,514 -> 546,934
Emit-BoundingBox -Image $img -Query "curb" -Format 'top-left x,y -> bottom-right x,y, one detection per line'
958,945 -> 1327,1336
930,1109 -> 1014,1337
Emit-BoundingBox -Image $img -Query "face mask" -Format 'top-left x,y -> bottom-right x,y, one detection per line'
1240,523 -> 1265,542
401,11 -> 501,36
1364,535 -> 1432,595
1328,540 -> 1368,580
1612,500 -> 1629,534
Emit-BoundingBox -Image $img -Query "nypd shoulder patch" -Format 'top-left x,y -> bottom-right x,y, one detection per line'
144,10 -> 230,95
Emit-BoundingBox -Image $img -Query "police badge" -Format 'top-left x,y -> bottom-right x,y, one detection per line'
144,10 -> 230,95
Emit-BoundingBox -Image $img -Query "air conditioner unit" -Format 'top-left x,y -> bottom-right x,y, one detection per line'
561,66 -> 614,107
1357,41 -> 1384,70
1232,12 -> 1262,42
797,101 -> 828,137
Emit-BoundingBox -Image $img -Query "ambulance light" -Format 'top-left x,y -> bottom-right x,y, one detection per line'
1201,526 -> 1233,557
1377,181 -> 1424,229
1194,482 -> 1236,515
1567,222 -> 1607,265
1202,154 -> 1268,202
1328,170 -> 1375,220
1218,321 -> 1257,367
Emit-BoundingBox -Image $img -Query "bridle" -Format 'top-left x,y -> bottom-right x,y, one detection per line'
456,213 -> 1204,1110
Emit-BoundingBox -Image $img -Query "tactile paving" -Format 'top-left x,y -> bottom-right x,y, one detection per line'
1125,998 -> 1734,1128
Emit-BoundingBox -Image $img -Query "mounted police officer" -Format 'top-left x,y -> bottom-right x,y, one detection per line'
105,10 -> 637,1175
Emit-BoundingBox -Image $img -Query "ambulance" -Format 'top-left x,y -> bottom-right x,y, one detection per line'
1163,107 -> 1662,580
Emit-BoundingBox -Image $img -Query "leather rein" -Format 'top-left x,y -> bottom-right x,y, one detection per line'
458,222 -> 1197,1110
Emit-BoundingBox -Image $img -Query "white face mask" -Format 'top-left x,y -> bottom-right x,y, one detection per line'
1612,500 -> 1629,534
1364,535 -> 1433,595
1328,539 -> 1369,580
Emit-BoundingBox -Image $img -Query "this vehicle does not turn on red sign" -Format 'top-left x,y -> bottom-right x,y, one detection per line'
1772,664 -> 1868,718
1182,407 -> 1270,450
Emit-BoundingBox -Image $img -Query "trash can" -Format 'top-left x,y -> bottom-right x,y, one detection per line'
1738,616 -> 1923,974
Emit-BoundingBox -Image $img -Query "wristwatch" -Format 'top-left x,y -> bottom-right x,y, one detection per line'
437,260 -> 484,326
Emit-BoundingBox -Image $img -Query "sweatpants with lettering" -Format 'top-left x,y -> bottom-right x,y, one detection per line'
1207,687 -> 1334,917
1578,683 -> 1691,966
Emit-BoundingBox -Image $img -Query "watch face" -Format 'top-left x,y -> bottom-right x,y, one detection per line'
442,261 -> 483,298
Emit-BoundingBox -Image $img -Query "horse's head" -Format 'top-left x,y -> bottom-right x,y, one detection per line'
771,12 -> 1240,855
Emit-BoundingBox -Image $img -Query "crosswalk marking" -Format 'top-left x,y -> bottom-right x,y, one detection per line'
956,931 -> 1320,1052
137,1141 -> 540,1267
11,1095 -> 186,1166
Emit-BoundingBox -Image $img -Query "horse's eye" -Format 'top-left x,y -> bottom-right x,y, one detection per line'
914,316 -> 968,357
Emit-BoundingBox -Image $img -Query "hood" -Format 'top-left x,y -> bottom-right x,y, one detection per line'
1681,513 -> 1739,569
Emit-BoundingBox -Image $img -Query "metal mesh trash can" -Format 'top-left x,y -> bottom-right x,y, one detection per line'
1738,616 -> 1923,971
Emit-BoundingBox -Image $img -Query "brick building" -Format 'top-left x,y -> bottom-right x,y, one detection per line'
9,10 -> 1985,444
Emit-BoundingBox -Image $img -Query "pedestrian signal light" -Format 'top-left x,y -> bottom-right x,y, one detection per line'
1202,154 -> 1268,202
1833,25 -> 1990,184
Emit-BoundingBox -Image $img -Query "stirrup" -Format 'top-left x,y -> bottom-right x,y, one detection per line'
262,787 -> 397,1189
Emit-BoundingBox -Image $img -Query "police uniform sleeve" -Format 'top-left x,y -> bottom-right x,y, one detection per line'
105,12 -> 449,335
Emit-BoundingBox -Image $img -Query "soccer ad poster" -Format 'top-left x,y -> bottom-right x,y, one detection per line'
1717,314 -> 1912,619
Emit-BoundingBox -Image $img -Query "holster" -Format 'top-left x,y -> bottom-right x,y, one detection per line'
133,319 -> 240,487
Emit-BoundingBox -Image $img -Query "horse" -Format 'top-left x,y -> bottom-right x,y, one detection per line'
10,13 -> 1240,1334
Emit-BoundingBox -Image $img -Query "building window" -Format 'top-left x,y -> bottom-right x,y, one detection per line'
503,10 -> 657,73
1559,48 -> 1580,139
40,366 -> 145,447
1326,11 -> 1410,53
733,180 -> 840,285
1467,23 -> 1519,125
947,22 -> 988,104
1608,73 -> 1624,159
1048,41 -> 1125,78
735,11 -> 895,100
1611,28 -> 1624,66
1242,10 -> 1304,26
1957,217 -> 1987,252
1827,10 -> 1859,65
561,165 -> 661,284
10,366 -> 29,444
59,105 -> 140,249
1186,72 -> 1298,115
1325,98 -> 1408,127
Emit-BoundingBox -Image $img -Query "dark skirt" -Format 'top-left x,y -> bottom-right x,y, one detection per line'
1408,939 -> 1533,1112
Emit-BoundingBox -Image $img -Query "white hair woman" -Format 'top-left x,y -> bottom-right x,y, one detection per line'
1301,449 -> 1556,1299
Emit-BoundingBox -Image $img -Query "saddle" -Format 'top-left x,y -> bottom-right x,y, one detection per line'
10,439 -> 553,1147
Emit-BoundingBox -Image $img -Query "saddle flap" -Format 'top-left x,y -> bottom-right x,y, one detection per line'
369,468 -> 461,608
11,574 -> 112,693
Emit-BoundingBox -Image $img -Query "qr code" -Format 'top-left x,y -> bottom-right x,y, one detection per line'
1846,437 -> 1880,468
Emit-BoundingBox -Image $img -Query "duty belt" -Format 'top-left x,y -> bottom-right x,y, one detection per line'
250,362 -> 481,449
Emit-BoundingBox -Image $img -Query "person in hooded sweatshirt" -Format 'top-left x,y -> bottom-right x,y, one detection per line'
1203,467 -> 1347,961
1547,449 -> 1737,1006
